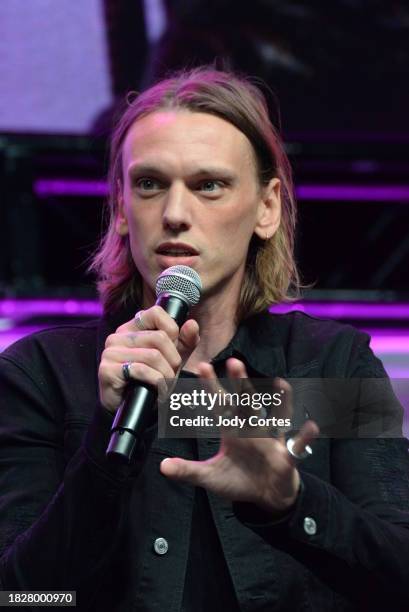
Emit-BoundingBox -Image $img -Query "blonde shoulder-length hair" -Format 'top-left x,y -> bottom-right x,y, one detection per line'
89,66 -> 301,321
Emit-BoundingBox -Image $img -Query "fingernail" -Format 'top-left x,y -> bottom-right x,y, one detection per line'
160,458 -> 170,475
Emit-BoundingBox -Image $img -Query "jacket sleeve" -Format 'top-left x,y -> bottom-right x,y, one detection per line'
0,351 -> 142,609
236,331 -> 409,609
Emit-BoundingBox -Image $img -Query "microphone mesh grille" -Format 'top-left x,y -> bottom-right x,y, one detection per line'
155,265 -> 202,305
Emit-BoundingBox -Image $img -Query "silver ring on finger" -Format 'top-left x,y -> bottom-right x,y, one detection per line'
122,361 -> 133,382
134,310 -> 147,331
286,436 -> 313,461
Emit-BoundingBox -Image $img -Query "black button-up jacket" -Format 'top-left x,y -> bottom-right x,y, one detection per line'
0,309 -> 409,611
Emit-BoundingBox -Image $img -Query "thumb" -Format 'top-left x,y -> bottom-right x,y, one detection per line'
177,319 -> 200,364
160,457 -> 209,487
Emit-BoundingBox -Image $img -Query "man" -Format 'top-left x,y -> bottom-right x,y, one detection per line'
1,67 -> 409,611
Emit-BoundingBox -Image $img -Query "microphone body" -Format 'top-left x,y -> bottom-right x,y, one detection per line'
106,266 -> 201,462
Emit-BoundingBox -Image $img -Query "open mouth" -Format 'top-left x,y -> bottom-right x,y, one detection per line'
156,244 -> 199,257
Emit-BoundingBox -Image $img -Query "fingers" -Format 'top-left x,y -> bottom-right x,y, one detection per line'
117,305 -> 180,342
197,361 -> 217,380
225,357 -> 247,378
290,420 -> 320,459
105,330 -> 182,372
196,359 -> 251,433
196,361 -> 223,394
160,457 -> 210,487
196,359 -> 308,444
271,378 -> 293,440
99,304 -> 200,413
226,358 -> 258,397
101,347 -> 176,382
98,357 -> 169,412
177,319 -> 201,364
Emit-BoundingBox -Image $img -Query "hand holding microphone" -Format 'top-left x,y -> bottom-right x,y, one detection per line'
101,266 -> 202,462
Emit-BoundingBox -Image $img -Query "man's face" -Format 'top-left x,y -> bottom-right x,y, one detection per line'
117,110 -> 280,304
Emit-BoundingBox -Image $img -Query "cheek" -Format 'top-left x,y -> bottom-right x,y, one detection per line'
222,204 -> 258,239
210,221 -> 253,262
125,206 -> 152,239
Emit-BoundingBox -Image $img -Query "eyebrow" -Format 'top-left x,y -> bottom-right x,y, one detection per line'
127,163 -> 238,183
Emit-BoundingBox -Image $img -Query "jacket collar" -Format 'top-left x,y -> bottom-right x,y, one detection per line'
211,311 -> 286,378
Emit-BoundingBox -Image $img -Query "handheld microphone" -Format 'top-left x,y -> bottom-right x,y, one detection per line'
106,265 -> 202,463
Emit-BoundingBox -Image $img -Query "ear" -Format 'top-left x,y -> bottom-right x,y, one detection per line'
253,178 -> 281,241
115,180 -> 129,236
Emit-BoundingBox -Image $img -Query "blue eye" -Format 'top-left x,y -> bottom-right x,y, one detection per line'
136,178 -> 160,191
199,180 -> 222,192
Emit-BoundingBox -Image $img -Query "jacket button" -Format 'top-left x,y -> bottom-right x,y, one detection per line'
153,537 -> 169,555
303,516 -> 317,535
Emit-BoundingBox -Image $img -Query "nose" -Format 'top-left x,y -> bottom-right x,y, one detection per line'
162,182 -> 192,232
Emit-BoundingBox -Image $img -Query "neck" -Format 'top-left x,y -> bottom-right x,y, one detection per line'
184,291 -> 238,373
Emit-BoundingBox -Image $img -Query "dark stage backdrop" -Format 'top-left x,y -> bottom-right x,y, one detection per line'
0,0 -> 408,299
